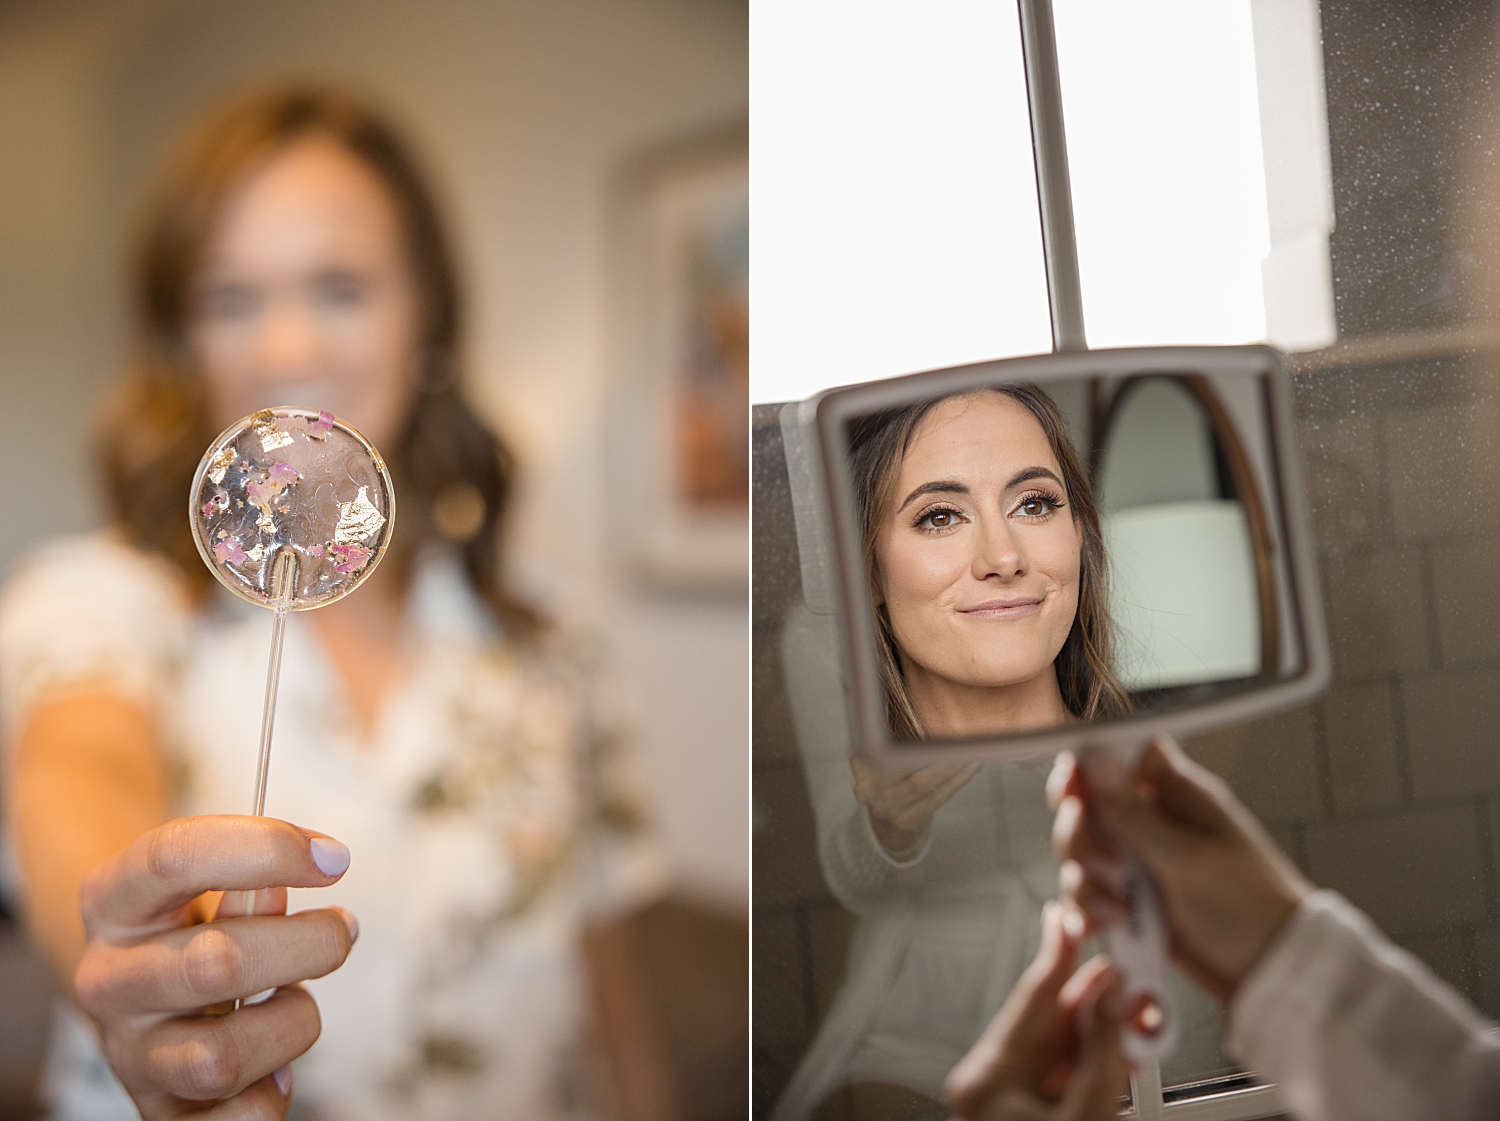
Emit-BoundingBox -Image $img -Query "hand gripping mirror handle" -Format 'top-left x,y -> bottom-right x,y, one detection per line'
1077,745 -> 1179,1065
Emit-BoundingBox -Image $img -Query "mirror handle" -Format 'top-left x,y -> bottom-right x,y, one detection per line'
1077,745 -> 1180,1065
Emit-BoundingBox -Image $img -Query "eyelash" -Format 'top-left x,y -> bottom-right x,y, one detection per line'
1011,488 -> 1066,520
910,489 -> 1066,534
912,503 -> 966,534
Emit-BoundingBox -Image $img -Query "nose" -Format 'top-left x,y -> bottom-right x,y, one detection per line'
972,513 -> 1026,581
255,297 -> 323,382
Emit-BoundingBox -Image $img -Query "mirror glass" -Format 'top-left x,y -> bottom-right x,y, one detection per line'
810,354 -> 1321,756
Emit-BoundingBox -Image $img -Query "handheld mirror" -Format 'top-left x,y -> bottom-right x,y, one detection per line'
189,406 -> 394,989
792,344 -> 1330,1063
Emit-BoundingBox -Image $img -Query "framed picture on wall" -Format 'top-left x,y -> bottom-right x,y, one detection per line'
609,122 -> 748,593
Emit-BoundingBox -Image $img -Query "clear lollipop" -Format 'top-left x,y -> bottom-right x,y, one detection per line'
189,406 -> 394,969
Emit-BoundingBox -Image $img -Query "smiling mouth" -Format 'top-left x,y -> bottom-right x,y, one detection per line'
958,597 -> 1045,619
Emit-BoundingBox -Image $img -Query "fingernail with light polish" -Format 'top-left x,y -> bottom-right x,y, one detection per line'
310,837 -> 350,877
273,1066 -> 293,1096
342,909 -> 360,945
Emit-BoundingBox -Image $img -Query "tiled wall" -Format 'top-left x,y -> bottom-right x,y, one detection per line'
752,407 -> 841,1114
1197,353 -> 1500,1010
754,1 -> 1500,1115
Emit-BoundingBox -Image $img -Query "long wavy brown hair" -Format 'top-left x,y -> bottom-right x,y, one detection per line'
97,85 -> 541,635
847,385 -> 1129,739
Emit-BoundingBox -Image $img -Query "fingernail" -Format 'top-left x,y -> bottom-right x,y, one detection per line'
341,909 -> 360,944
310,837 -> 350,877
1061,905 -> 1087,941
273,1066 -> 293,1095
1045,754 -> 1072,805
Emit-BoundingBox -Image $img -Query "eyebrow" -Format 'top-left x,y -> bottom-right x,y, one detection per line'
895,466 -> 1065,514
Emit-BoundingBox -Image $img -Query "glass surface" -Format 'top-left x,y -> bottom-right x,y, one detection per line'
749,1 -> 1051,404
190,406 -> 396,610
755,4 -> 1500,1119
1052,0 -> 1271,348
754,408 -> 1239,1121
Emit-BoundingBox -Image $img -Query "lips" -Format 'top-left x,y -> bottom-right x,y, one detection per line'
958,596 -> 1044,619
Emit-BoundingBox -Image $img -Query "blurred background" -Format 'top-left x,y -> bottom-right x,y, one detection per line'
0,0 -> 746,1116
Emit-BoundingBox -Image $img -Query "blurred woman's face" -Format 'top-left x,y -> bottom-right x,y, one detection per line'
875,392 -> 1083,698
189,135 -> 420,451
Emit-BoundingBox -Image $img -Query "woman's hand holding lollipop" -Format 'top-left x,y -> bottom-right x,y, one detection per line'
75,816 -> 356,1119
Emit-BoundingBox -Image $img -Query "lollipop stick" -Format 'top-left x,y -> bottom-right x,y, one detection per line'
229,548 -> 298,1012
251,548 -> 299,818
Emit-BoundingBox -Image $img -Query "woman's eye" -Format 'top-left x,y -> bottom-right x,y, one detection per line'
1015,495 -> 1058,518
918,509 -> 959,530
311,272 -> 369,311
200,284 -> 260,322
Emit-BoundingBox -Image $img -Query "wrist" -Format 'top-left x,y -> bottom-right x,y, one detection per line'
866,811 -> 927,862
1226,878 -> 1311,998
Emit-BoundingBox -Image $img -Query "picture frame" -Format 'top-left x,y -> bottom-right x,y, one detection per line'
610,122 -> 748,594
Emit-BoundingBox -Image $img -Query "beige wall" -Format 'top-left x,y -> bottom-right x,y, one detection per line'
0,0 -> 747,907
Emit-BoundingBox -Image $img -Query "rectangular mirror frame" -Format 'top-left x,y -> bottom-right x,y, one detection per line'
804,344 -> 1332,766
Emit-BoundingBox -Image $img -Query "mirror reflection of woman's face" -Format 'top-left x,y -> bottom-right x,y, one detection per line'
876,392 -> 1083,702
189,136 -> 420,451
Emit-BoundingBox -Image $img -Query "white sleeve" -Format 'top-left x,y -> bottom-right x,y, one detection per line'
1228,889 -> 1500,1121
0,534 -> 191,744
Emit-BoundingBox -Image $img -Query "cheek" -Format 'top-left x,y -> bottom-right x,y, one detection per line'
1032,521 -> 1083,593
328,286 -> 419,371
876,531 -> 971,612
191,320 -> 254,382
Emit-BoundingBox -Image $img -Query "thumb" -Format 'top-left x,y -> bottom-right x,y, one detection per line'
1059,970 -> 1126,1120
946,903 -> 1078,1110
1137,737 -> 1232,833
1097,777 -> 1186,860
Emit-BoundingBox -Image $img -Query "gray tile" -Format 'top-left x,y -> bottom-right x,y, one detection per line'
1306,805 -> 1487,934
1322,683 -> 1404,814
1430,537 -> 1500,667
1487,795 -> 1500,903
1321,547 -> 1430,679
1383,400 -> 1500,542
752,907 -> 812,1050
1396,927 -> 1473,1000
1268,823 -> 1308,876
1403,672 -> 1500,802
1183,705 -> 1321,827
1472,925 -> 1500,1021
805,900 -> 857,1022
1296,414 -> 1385,553
754,761 -> 836,906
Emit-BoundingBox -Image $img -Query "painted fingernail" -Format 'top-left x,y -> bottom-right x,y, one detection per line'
341,909 -> 360,945
310,837 -> 350,877
273,1066 -> 293,1096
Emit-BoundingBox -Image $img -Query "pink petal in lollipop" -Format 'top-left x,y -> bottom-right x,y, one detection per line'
214,538 -> 247,565
307,544 -> 324,557
307,410 -> 335,439
269,461 -> 301,485
329,542 -> 373,573
246,479 -> 277,507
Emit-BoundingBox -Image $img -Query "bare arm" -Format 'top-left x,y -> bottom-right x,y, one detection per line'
5,690 -> 173,983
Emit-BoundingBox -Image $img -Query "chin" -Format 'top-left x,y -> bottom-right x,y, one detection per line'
946,653 -> 1055,690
